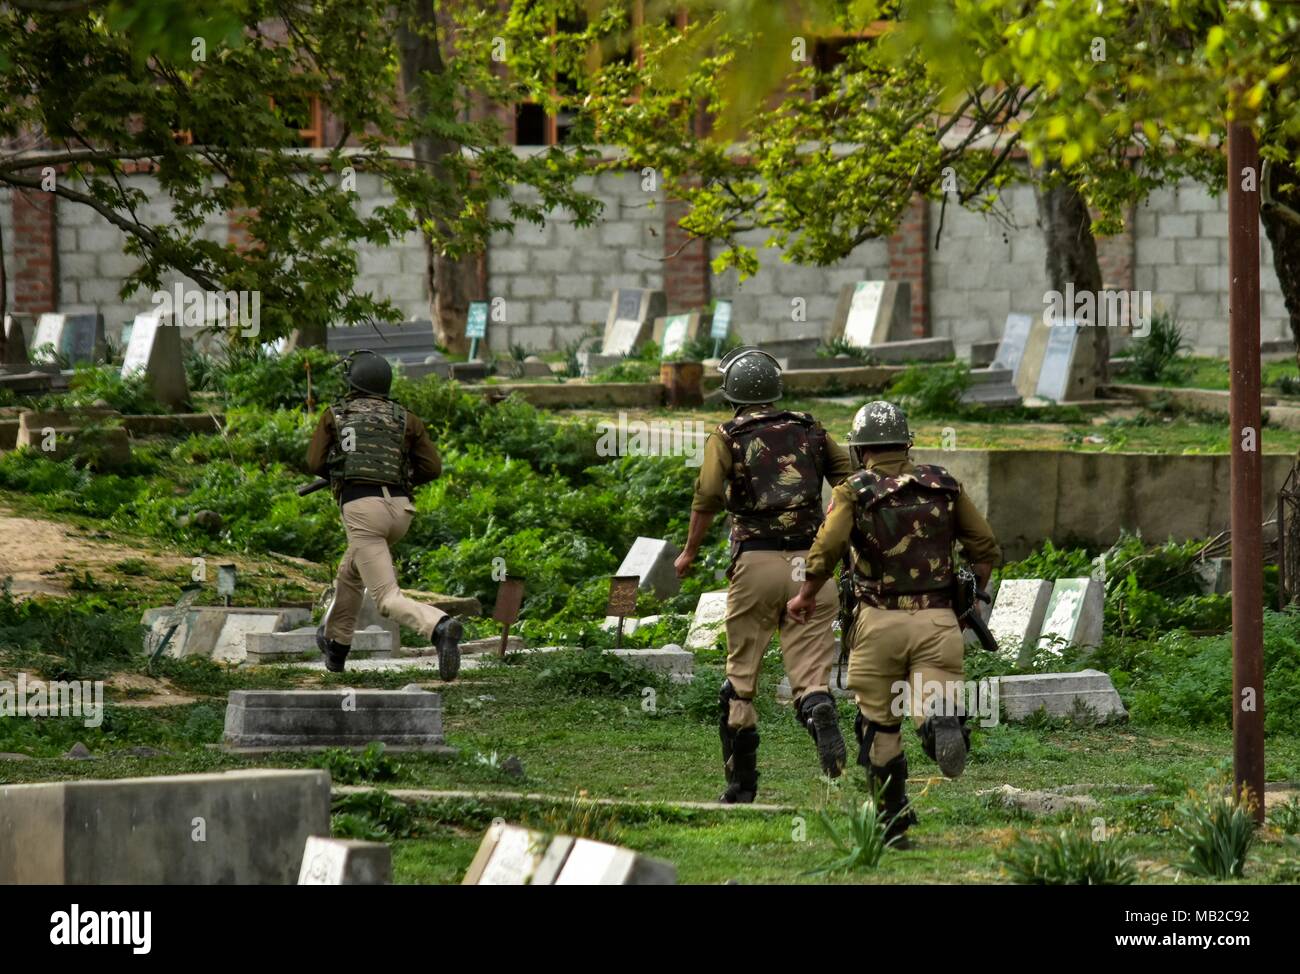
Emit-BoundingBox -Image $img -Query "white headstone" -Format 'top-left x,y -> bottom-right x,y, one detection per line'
121,309 -> 190,409
297,836 -> 391,885
837,280 -> 911,346
1035,319 -> 1094,402
992,313 -> 1034,379
615,537 -> 681,598
1036,577 -> 1105,655
685,590 -> 729,650
31,312 -> 104,365
464,823 -> 676,885
659,314 -> 693,357
986,579 -> 1053,664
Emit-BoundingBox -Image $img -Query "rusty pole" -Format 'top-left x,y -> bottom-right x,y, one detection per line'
1227,117 -> 1265,821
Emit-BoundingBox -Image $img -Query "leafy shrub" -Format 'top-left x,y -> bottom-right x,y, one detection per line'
1130,309 -> 1188,382
888,363 -> 970,417
999,830 -> 1137,885
594,358 -> 660,383
817,337 -> 876,363
63,365 -> 166,414
531,647 -> 664,697
222,346 -> 346,411
330,789 -> 417,840
1269,796 -> 1300,836
1173,786 -> 1257,879
0,590 -> 142,680
998,539 -> 1094,582
533,792 -> 622,844
312,742 -> 401,785
807,798 -> 896,875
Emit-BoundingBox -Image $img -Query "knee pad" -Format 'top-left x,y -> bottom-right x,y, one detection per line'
917,715 -> 971,761
796,691 -> 835,730
854,714 -> 901,769
718,680 -> 754,736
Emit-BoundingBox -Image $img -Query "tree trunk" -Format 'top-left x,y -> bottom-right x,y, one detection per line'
1261,157 -> 1300,370
0,211 -> 7,364
396,2 -> 478,356
1034,169 -> 1110,387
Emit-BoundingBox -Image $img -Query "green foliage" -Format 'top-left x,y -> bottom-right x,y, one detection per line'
0,589 -> 142,681
807,797 -> 895,875
887,363 -> 970,418
331,789 -> 418,841
1269,796 -> 1300,836
998,539 -> 1094,582
998,830 -> 1137,885
594,358 -> 661,383
1173,787 -> 1257,879
312,742 -> 401,785
62,365 -> 167,414
1129,310 -> 1189,382
530,648 -> 665,698
222,347 -> 347,412
535,792 -> 623,844
817,338 -> 876,364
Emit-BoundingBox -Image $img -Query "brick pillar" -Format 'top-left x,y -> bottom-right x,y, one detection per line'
886,195 -> 929,336
1095,203 -> 1136,293
11,188 -> 58,314
663,191 -> 710,313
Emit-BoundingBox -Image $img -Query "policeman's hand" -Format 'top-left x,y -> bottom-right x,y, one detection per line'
786,591 -> 817,625
674,549 -> 696,579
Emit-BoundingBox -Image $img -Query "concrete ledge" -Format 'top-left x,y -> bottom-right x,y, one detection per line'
0,769 -> 330,884
1108,383 -> 1276,413
998,669 -> 1127,722
244,626 -> 393,665
478,382 -> 663,409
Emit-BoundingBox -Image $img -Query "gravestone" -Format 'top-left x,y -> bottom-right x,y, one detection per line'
968,339 -> 1000,368
654,312 -> 703,358
603,288 -> 667,356
992,313 -> 1034,380
30,312 -> 105,366
685,590 -> 729,650
608,645 -> 694,680
0,769 -> 330,884
141,605 -> 310,660
960,367 -> 1022,408
122,309 -> 189,410
222,688 -> 452,752
1035,318 -> 1097,402
1036,577 -> 1105,655
998,670 -> 1127,722
2,313 -> 32,368
986,579 -> 1053,664
1013,313 -> 1053,399
463,822 -> 676,885
862,336 -> 953,364
297,837 -> 391,885
833,281 -> 912,346
244,626 -> 394,664
615,536 -> 681,599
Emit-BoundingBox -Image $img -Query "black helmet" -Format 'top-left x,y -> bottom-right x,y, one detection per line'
847,400 -> 912,449
718,346 -> 782,404
346,350 -> 393,397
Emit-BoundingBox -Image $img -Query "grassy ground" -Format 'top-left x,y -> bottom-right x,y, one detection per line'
579,399 -> 1300,455
3,648 -> 1298,885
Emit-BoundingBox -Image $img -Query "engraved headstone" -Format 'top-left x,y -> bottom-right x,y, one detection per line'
463,822 -> 676,885
298,836 -> 392,885
1036,577 -> 1105,655
986,579 -> 1053,664
615,536 -> 681,598
122,309 -> 189,410
1035,319 -> 1096,402
992,313 -> 1034,379
685,590 -> 729,650
603,288 -> 667,356
31,312 -> 105,366
654,313 -> 701,358
834,280 -> 912,346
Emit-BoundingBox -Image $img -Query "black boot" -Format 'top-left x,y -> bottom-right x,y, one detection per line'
798,692 -> 846,778
721,727 -> 759,804
870,754 -> 917,849
433,616 -> 462,682
315,624 -> 351,674
918,715 -> 970,778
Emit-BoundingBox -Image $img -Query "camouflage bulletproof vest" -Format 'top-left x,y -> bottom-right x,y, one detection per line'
720,410 -> 827,543
847,464 -> 960,610
329,396 -> 408,489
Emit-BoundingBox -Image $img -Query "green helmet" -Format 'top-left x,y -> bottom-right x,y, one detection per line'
346,350 -> 393,397
718,346 -> 782,404
847,400 -> 912,448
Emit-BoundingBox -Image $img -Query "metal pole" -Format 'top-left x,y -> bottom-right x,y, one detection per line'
1227,117 -> 1265,822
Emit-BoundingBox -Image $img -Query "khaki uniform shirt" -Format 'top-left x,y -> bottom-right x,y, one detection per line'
804,450 -> 1000,584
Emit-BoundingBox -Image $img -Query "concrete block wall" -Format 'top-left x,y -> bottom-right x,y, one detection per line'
484,171 -> 665,352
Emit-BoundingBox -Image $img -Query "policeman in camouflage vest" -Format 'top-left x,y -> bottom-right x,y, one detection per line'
787,401 -> 999,846
675,347 -> 857,803
307,350 -> 462,680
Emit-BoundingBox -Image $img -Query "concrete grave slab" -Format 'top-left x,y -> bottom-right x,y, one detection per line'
616,536 -> 682,599
463,821 -> 676,885
603,288 -> 667,356
987,579 -> 1053,664
122,309 -> 189,410
1036,318 -> 1097,403
141,606 -> 311,660
244,626 -> 394,665
298,837 -> 392,885
863,337 -> 954,364
1037,577 -> 1105,654
833,280 -> 912,346
997,669 -> 1127,722
686,590 -> 729,650
222,688 -> 451,752
992,313 -> 1035,380
31,312 -> 105,366
608,645 -> 694,679
653,312 -> 704,358
0,769 -> 330,884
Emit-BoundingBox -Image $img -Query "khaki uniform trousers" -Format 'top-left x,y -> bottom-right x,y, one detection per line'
846,606 -> 964,765
723,549 -> 838,730
325,490 -> 447,644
